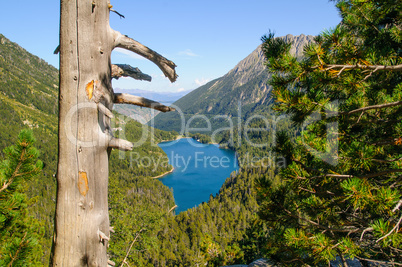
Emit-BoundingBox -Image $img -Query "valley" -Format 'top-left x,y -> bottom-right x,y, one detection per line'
0,32 -> 269,266
1,1 -> 401,264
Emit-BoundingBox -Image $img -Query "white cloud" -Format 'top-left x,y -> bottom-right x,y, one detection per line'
178,49 -> 199,57
195,78 -> 210,86
177,88 -> 186,92
113,47 -> 146,60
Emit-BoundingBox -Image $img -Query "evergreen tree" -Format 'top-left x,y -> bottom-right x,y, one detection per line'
0,130 -> 44,266
259,0 -> 401,265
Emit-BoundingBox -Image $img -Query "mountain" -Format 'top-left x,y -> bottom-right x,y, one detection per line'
113,88 -> 191,123
151,34 -> 314,133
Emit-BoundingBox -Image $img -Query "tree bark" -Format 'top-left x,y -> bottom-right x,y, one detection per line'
52,1 -> 115,266
52,1 -> 176,265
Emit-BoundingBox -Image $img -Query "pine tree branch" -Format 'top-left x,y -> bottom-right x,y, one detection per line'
0,179 -> 13,194
298,187 -> 316,194
355,6 -> 381,33
7,232 -> 27,267
376,214 -> 402,243
12,167 -> 42,179
0,149 -> 26,194
293,159 -> 321,173
282,207 -> 360,233
373,137 -> 402,146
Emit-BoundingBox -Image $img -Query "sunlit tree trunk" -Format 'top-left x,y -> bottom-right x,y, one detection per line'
52,0 -> 177,265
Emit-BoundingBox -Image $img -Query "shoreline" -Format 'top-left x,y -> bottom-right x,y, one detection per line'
151,166 -> 175,179
158,135 -> 191,144
159,135 -> 232,148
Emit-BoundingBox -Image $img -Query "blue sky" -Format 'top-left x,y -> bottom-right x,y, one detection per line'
0,0 -> 341,93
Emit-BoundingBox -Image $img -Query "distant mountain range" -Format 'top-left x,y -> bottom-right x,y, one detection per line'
151,34 -> 314,133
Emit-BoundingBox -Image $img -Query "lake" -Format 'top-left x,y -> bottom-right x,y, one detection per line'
158,138 -> 238,213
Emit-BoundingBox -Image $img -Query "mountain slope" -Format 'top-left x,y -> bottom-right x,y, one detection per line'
0,33 -> 59,264
152,34 -> 314,133
0,33 -> 179,265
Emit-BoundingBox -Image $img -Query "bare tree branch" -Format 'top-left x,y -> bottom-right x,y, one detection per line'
342,101 -> 402,115
168,205 -> 178,213
323,63 -> 402,72
376,214 -> 402,243
393,200 -> 402,213
109,137 -> 133,151
360,227 -> 373,241
371,157 -> 402,164
113,31 -> 178,82
120,229 -> 145,267
359,169 -> 402,179
304,169 -> 402,181
355,256 -> 402,266
53,45 -> 60,55
97,102 -> 114,118
362,67 -> 380,81
373,137 -> 402,146
114,93 -> 176,113
110,9 -> 125,18
111,64 -> 151,82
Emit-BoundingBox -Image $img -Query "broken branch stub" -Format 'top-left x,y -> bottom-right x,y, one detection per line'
111,64 -> 152,82
114,93 -> 176,113
109,138 -> 134,151
113,31 -> 178,82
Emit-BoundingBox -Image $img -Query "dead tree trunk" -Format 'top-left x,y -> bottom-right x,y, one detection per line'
52,1 -> 176,266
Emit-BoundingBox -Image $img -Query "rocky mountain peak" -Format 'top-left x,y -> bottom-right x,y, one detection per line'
152,34 -> 315,132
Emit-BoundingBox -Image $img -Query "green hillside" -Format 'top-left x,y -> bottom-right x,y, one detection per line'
0,34 -> 59,264
0,33 -> 178,265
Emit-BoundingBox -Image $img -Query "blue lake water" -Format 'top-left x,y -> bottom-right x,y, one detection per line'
158,138 -> 238,213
